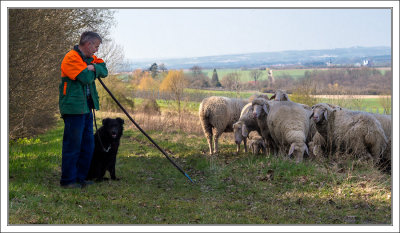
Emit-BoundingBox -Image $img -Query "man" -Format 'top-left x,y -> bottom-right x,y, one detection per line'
59,31 -> 108,188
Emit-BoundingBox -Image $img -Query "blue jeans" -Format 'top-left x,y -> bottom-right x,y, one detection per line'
60,112 -> 94,185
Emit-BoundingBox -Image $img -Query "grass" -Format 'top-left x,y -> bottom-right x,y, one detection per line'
133,90 -> 389,115
200,68 -> 390,82
9,115 -> 392,225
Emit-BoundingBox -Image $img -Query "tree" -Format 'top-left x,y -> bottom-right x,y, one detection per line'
221,72 -> 242,96
149,63 -> 158,79
96,39 -> 125,74
137,72 -> 159,99
159,63 -> 168,73
190,65 -> 202,77
8,9 -> 115,139
211,68 -> 222,87
250,69 -> 263,85
159,70 -> 188,122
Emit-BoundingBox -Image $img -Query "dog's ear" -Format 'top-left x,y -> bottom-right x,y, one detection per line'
116,117 -> 125,125
102,118 -> 111,126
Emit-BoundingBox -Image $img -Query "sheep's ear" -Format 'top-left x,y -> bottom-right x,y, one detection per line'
270,94 -> 276,100
323,110 -> 328,121
263,103 -> 269,115
242,124 -> 249,138
283,93 -> 289,101
288,143 -> 295,156
309,112 -> 314,119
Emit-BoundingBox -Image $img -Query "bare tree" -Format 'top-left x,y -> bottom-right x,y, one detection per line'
250,69 -> 263,85
9,9 -> 115,139
190,65 -> 202,77
96,39 -> 125,74
221,72 -> 242,96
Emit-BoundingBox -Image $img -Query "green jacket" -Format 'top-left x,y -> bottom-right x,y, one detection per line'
59,46 -> 108,115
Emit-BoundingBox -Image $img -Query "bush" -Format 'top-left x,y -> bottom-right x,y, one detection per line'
139,99 -> 161,115
97,75 -> 135,113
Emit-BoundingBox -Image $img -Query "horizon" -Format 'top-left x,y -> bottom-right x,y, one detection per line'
125,45 -> 391,62
111,8 -> 391,61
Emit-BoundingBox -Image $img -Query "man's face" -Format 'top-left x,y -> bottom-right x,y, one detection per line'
84,39 -> 101,57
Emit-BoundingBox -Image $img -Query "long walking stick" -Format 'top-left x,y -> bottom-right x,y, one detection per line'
96,78 -> 195,184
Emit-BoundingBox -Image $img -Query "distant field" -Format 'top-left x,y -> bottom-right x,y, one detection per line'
197,68 -> 390,82
133,89 -> 391,115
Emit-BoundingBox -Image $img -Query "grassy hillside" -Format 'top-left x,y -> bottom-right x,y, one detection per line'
9,112 -> 392,224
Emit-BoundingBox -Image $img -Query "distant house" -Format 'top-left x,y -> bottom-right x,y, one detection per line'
362,59 -> 369,66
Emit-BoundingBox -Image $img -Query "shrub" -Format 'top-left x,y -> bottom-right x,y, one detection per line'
97,75 -> 135,113
139,99 -> 161,115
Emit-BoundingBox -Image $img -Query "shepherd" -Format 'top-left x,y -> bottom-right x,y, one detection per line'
58,31 -> 108,188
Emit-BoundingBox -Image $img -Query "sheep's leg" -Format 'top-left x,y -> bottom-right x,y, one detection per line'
213,131 -> 222,154
201,122 -> 214,155
236,143 -> 240,155
243,138 -> 247,153
207,134 -> 214,155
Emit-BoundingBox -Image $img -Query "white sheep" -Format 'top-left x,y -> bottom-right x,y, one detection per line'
199,96 -> 248,155
252,98 -> 311,162
310,103 -> 388,164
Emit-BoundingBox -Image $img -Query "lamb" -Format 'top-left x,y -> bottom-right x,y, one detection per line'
310,103 -> 388,164
248,134 -> 267,155
199,96 -> 248,154
252,98 -> 312,162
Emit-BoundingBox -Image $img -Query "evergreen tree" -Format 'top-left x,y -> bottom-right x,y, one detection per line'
149,63 -> 158,79
211,68 -> 221,87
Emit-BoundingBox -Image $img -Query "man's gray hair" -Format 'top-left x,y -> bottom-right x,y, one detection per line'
79,31 -> 102,45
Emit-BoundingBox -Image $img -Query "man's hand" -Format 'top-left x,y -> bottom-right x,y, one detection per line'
87,64 -> 96,72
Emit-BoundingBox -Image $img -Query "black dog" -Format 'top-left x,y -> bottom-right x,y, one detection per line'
87,117 -> 124,181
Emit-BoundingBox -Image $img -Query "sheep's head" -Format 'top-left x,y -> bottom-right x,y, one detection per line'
310,104 -> 329,124
233,121 -> 248,145
252,98 -> 269,119
270,89 -> 289,101
288,142 -> 309,163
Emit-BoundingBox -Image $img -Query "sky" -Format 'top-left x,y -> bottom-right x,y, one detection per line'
111,8 -> 391,61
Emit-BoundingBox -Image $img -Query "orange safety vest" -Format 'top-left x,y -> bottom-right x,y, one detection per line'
61,50 -> 104,80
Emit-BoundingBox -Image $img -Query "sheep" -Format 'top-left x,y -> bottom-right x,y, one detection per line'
260,100 -> 311,163
310,103 -> 388,164
199,96 -> 248,155
270,89 -> 290,101
232,95 -> 270,154
370,113 -> 391,170
251,98 -> 279,156
248,134 -> 267,155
